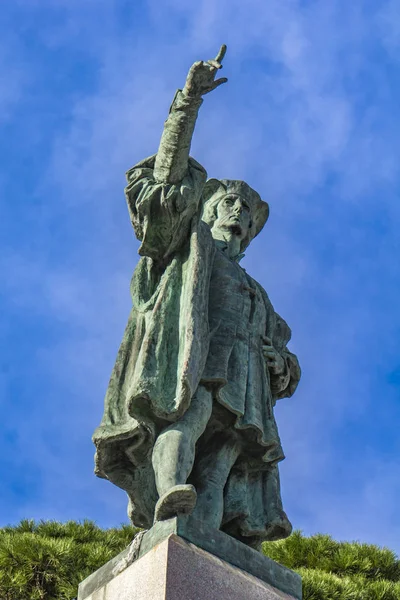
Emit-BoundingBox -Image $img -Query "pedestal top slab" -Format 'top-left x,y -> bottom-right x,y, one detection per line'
80,534 -> 300,600
78,515 -> 302,600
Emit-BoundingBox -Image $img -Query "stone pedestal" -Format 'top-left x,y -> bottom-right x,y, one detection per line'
78,516 -> 302,600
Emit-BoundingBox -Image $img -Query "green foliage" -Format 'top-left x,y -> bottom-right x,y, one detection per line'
263,531 -> 400,599
0,520 -> 139,600
0,521 -> 399,599
298,569 -> 400,600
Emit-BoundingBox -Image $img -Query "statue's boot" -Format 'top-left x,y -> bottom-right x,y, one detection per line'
154,484 -> 197,522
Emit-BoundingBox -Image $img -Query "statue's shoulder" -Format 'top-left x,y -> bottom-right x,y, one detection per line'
188,155 -> 207,175
125,155 -> 157,183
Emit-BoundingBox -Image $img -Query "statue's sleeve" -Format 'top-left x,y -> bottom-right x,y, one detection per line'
125,154 -> 207,262
270,313 -> 301,402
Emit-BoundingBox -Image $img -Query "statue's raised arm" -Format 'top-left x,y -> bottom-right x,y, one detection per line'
125,46 -> 227,262
154,44 -> 227,183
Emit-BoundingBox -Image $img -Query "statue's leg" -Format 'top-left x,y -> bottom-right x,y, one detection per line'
152,385 -> 213,522
221,463 -> 292,549
264,464 -> 292,540
191,431 -> 241,529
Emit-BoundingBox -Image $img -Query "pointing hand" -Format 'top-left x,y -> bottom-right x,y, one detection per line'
183,44 -> 228,98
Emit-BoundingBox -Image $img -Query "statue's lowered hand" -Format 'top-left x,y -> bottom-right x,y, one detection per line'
182,44 -> 228,98
262,337 -> 285,375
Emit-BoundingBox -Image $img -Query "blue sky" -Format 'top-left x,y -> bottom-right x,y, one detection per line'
1,0 -> 400,552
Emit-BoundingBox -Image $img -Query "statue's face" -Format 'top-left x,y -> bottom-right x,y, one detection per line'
212,194 -> 252,241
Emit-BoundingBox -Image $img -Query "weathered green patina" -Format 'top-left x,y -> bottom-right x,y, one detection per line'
93,45 -> 301,551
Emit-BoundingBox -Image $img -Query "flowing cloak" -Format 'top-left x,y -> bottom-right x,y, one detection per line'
93,155 -> 301,534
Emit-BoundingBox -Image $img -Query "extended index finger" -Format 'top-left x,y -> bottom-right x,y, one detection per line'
215,44 -> 227,64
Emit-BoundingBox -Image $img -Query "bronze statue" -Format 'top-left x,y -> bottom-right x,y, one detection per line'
93,45 -> 301,551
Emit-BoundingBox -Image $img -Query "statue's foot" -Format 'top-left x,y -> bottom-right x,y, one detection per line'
154,484 -> 197,523
265,510 -> 292,541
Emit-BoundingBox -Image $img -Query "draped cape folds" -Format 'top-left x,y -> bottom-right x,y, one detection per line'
92,155 -> 300,533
